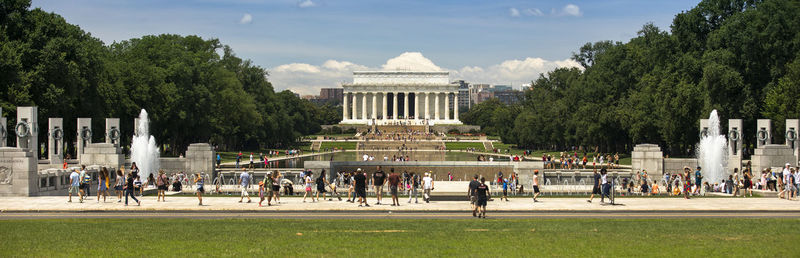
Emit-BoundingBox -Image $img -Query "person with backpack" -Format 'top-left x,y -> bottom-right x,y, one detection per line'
315,170 -> 330,201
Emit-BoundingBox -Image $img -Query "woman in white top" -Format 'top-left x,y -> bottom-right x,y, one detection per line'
302,171 -> 316,202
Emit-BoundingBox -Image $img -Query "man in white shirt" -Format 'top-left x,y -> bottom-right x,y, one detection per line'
363,154 -> 369,161
422,172 -> 434,203
68,169 -> 81,203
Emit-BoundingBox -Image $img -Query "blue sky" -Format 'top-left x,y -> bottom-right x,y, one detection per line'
32,0 -> 701,94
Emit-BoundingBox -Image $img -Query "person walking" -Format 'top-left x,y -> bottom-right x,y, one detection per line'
249,152 -> 254,169
474,177 -> 490,218
68,169 -> 81,203
588,168 -> 600,203
216,153 -> 221,168
239,169 -> 252,203
124,172 -> 140,206
261,171 -> 274,206
408,172 -> 420,203
532,170 -> 541,203
693,166 -> 703,195
235,152 -> 241,169
195,173 -> 204,205
422,172 -> 434,203
388,169 -> 401,206
346,171 -> 355,203
97,167 -> 110,203
500,177 -> 509,201
468,175 -> 480,215
258,181 -> 266,207
303,171 -> 316,202
600,168 -> 610,203
354,169 -> 369,207
115,168 -> 125,202
78,165 -> 89,201
315,170 -> 330,201
373,166 -> 387,205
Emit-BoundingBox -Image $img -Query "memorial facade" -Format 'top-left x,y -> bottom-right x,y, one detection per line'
340,71 -> 462,125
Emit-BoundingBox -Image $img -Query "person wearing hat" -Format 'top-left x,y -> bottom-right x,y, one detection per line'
353,168 -> 369,207
778,163 -> 793,199
422,172 -> 434,203
693,166 -> 703,195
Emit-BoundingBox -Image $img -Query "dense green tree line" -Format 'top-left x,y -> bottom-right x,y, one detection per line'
0,0 -> 340,155
464,0 -> 800,156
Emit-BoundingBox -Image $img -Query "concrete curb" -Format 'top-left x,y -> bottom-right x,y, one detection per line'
3,209 -> 800,214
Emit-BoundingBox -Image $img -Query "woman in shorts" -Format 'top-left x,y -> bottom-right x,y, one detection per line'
115,168 -> 125,202
97,167 -> 110,203
156,170 -> 168,202
315,170 -> 329,201
195,173 -> 204,206
303,171 -> 316,202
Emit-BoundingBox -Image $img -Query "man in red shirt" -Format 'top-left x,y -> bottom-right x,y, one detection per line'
388,169 -> 401,206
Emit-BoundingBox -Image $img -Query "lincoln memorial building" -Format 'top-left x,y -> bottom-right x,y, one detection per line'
340,71 -> 462,125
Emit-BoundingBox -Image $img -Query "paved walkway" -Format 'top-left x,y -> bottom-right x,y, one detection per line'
1,196 -> 798,212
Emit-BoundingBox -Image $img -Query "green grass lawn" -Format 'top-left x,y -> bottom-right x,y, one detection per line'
1,218 -> 797,257
445,142 -> 486,150
320,141 -> 358,150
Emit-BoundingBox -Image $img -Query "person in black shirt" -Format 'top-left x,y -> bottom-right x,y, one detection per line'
125,172 -> 140,206
588,168 -> 601,203
474,177 -> 490,218
467,175 -> 480,215
373,166 -> 387,205
354,169 -> 369,207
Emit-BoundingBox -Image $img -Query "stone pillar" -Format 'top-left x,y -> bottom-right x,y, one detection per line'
48,118 -> 64,165
786,119 -> 799,165
631,144 -> 664,181
434,92 -> 440,120
342,92 -> 349,121
372,93 -> 377,119
392,92 -> 398,120
403,92 -> 409,120
351,92 -> 358,120
381,92 -> 389,121
0,107 -> 6,147
424,92 -> 430,120
77,118 -> 92,161
361,93 -> 367,121
757,119 -> 772,148
105,118 -> 121,153
454,94 -> 460,122
413,93 -> 419,122
15,107 -> 38,155
699,119 -> 709,139
728,119 -> 743,172
444,92 -> 450,121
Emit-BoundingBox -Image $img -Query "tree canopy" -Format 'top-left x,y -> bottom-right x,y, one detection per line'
0,0 -> 339,154
463,0 -> 800,156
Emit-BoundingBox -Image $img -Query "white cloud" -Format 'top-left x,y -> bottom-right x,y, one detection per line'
239,13 -> 252,24
298,0 -> 315,8
523,8 -> 544,16
509,7 -> 520,17
563,4 -> 582,16
268,53 -> 582,95
382,52 -> 442,71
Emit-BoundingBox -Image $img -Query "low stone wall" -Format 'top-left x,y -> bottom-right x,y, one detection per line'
663,158 -> 697,173
752,144 -> 795,172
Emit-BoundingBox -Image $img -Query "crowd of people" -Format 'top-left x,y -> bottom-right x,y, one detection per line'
543,152 -> 621,170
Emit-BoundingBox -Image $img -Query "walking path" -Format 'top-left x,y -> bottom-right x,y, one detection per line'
1,196 -> 798,212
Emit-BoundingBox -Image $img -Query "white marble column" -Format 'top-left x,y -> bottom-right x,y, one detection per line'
454,93 -> 459,122
392,92 -> 398,120
403,92 -> 409,120
361,93 -> 367,121
372,93 -> 377,119
382,92 -> 387,121
434,92 -> 440,120
351,92 -> 357,120
444,92 -> 450,121
424,92 -> 430,120
414,93 -> 419,121
343,92 -> 349,121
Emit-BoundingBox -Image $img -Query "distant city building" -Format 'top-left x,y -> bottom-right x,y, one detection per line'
494,90 -> 524,105
452,80 -> 472,111
317,88 -> 344,105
